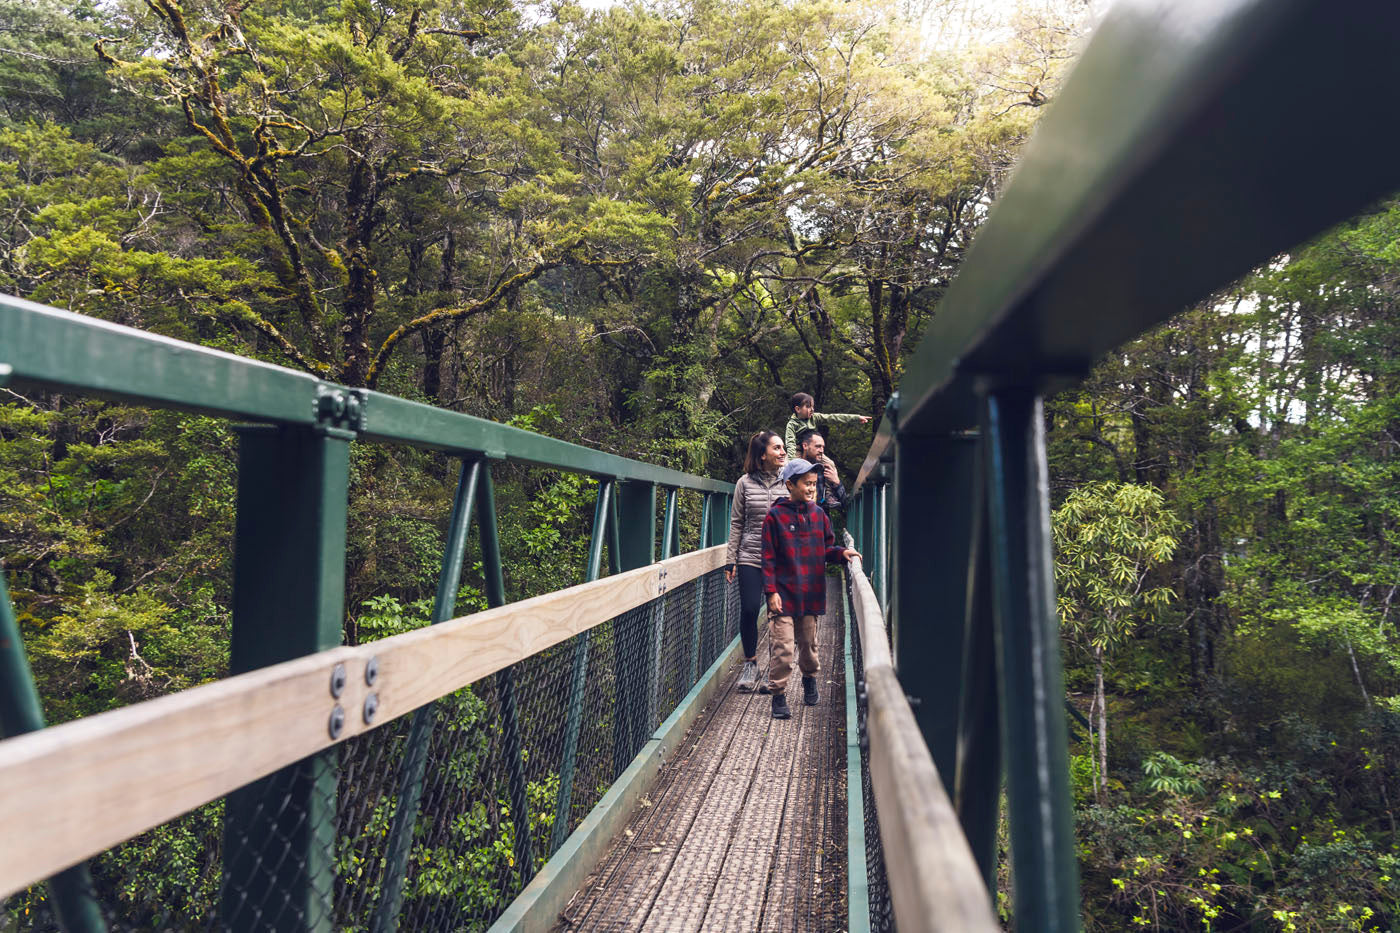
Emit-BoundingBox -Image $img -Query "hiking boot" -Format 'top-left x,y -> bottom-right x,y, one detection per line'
771,693 -> 791,720
737,660 -> 759,693
802,676 -> 819,706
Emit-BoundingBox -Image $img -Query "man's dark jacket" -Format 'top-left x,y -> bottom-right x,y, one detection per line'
815,471 -> 846,514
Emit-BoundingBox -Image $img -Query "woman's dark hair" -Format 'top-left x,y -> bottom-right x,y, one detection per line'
743,430 -> 781,475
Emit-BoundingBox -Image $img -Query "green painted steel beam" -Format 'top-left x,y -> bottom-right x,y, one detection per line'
889,0 -> 1400,439
983,390 -> 1079,932
373,458 -> 483,932
476,464 -> 535,877
612,481 -> 656,774
955,453 -> 1002,895
359,392 -> 730,494
0,570 -> 107,933
551,479 -> 615,855
891,435 -> 979,780
0,294 -> 727,495
0,294 -> 318,425
220,425 -> 349,933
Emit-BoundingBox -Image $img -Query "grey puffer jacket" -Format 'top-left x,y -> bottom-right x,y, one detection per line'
727,470 -> 787,567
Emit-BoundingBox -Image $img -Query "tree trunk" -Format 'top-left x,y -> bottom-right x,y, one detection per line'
1095,644 -> 1108,802
422,327 -> 446,404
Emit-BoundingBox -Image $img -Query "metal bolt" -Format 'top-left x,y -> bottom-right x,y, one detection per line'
365,656 -> 379,686
328,705 -> 345,740
330,663 -> 347,698
363,692 -> 379,725
345,394 -> 362,422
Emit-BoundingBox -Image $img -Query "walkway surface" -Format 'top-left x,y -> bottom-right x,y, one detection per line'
553,578 -> 849,932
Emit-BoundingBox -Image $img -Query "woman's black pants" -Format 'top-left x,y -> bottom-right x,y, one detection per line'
736,564 -> 764,659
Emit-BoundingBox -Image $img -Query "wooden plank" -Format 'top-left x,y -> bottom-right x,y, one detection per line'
864,668 -> 999,932
844,582 -> 871,933
0,545 -> 726,899
847,555 -> 891,671
846,559 -> 999,933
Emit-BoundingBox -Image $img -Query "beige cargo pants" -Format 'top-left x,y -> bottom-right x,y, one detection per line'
767,614 -> 819,692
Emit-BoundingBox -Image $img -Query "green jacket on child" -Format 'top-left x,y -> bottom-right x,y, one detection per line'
784,411 -> 866,457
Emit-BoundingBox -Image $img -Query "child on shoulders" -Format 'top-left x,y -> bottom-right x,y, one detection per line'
783,391 -> 869,458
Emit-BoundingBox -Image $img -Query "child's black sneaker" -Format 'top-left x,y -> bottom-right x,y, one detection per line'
802,676 -> 819,706
771,693 -> 791,719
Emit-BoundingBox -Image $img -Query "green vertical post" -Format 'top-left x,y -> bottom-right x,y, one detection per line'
661,487 -> 679,558
710,493 -> 731,653
372,459 -> 482,932
476,463 -> 534,877
870,483 -> 885,611
608,486 -> 624,577
859,488 -> 876,581
956,475 -> 1002,894
698,494 -> 712,549
849,492 -> 862,555
706,491 -> 728,552
549,479 -> 614,854
982,388 -> 1080,932
690,494 -> 713,683
0,570 -> 107,933
611,480 -> 655,774
880,483 -> 891,617
221,424 -> 349,933
646,488 -> 679,725
891,434 -> 980,781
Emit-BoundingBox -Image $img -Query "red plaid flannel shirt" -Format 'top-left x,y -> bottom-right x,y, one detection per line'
761,497 -> 849,617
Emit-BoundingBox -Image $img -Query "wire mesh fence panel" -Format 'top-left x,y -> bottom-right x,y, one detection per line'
2,565 -> 735,933
846,569 -> 896,933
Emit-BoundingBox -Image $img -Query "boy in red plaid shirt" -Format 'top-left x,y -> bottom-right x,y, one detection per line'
761,458 -> 861,719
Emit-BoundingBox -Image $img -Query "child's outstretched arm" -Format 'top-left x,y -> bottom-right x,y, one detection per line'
815,410 -> 871,427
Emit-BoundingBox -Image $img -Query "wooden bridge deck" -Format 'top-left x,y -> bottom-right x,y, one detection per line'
553,578 -> 849,932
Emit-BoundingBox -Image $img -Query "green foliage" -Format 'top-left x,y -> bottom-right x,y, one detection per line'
1052,195 -> 1400,928
1054,481 -> 1180,655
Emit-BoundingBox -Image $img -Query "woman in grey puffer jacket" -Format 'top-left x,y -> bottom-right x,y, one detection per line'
725,430 -> 788,692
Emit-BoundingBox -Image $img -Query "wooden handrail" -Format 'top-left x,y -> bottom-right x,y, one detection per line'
0,545 -> 725,899
846,554 -> 1000,932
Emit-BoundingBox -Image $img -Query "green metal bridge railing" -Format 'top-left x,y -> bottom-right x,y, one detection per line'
843,0 -> 1400,930
0,292 -> 743,931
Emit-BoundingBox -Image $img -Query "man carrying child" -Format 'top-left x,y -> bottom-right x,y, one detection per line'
760,458 -> 861,719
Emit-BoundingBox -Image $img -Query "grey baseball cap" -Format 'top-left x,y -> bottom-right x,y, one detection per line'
778,458 -> 819,484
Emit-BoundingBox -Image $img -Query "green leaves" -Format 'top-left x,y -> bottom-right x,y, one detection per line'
1053,481 -> 1180,654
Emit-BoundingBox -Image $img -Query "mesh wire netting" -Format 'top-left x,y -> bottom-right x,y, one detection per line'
3,566 -> 739,932
845,568 -> 896,933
